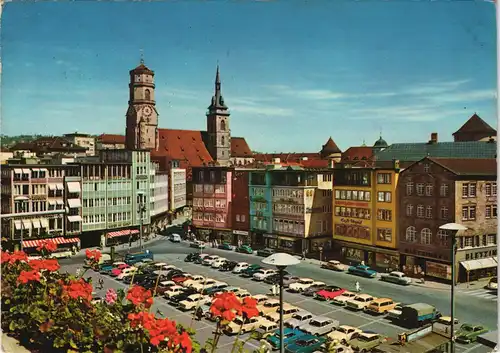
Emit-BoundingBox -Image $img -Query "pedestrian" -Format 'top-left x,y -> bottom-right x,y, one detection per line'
75,268 -> 82,277
98,278 -> 104,290
355,281 -> 361,293
361,260 -> 365,266
301,249 -> 306,260
270,284 -> 277,296
196,307 -> 203,321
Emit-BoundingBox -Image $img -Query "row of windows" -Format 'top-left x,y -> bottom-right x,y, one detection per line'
83,197 -> 132,207
194,184 -> 226,194
334,224 -> 371,240
83,212 -> 132,224
273,203 -> 304,214
404,227 -> 445,244
253,201 -> 267,211
406,204 -> 438,219
192,212 -> 227,223
273,219 -> 305,235
235,214 -> 246,222
335,207 -> 371,220
252,217 -> 268,230
335,190 -> 371,201
377,192 -> 392,203
406,183 -> 439,197
272,188 -> 304,198
192,198 -> 227,208
377,173 -> 392,184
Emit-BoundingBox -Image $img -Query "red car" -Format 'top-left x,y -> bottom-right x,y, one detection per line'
314,286 -> 345,301
171,274 -> 192,284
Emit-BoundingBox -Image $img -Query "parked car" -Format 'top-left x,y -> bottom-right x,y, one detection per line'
190,279 -> 218,292
251,294 -> 270,305
116,267 -> 138,280
302,284 -> 328,297
195,304 -> 212,320
218,242 -> 233,250
321,260 -> 345,271
455,324 -> 489,344
398,303 -> 441,328
168,288 -> 198,306
433,316 -> 460,338
182,276 -> 207,288
265,304 -> 300,322
387,303 -> 406,320
314,286 -> 345,301
236,244 -> 253,254
300,316 -> 338,336
202,255 -> 220,266
232,262 -> 250,274
257,248 -> 275,257
201,281 -> 228,295
100,261 -> 128,274
266,328 -> 306,351
258,299 -> 281,315
164,285 -> 186,299
235,290 -> 252,300
178,294 -> 211,311
240,264 -> 262,277
211,258 -> 227,269
155,281 -> 175,295
253,269 -> 277,281
184,253 -> 197,262
348,332 -> 386,352
264,274 -> 298,288
285,311 -> 314,329
345,294 -> 377,311
347,265 -> 378,278
169,233 -> 181,242
284,335 -> 326,353
289,278 -> 325,293
189,240 -> 206,249
219,260 -> 238,272
327,325 -> 362,344
331,291 -> 357,306
254,319 -> 279,339
365,298 -> 397,315
194,254 -> 209,264
224,316 -> 262,335
171,274 -> 192,284
380,271 -> 412,285
487,277 -> 497,290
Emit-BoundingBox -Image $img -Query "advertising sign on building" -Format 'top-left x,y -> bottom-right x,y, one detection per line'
426,261 -> 452,280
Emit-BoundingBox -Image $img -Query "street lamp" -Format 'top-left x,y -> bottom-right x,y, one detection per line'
137,191 -> 147,250
262,253 -> 300,353
439,222 -> 467,353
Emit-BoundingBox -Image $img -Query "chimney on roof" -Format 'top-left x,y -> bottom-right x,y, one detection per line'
393,159 -> 400,171
429,133 -> 438,144
272,158 -> 280,164
328,159 -> 335,169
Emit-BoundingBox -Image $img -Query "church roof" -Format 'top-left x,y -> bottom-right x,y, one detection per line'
373,136 -> 388,148
231,137 -> 253,157
320,137 -> 341,155
254,153 -> 322,163
130,63 -> 154,75
341,146 -> 374,161
453,113 -> 496,135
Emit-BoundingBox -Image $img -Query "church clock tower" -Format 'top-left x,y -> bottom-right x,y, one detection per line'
206,65 -> 231,166
125,60 -> 159,150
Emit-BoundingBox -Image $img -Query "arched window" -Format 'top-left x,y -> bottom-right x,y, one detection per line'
220,120 -> 226,131
405,226 -> 416,242
421,228 -> 432,245
221,136 -> 225,146
437,230 -> 448,244
145,89 -> 151,101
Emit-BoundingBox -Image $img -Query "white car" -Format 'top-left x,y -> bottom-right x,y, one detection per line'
164,285 -> 186,299
235,290 -> 252,299
252,294 -> 269,305
327,325 -> 362,344
202,255 -> 220,266
178,294 -> 211,311
300,316 -> 338,336
252,269 -> 277,281
387,303 -> 405,320
331,291 -> 357,306
191,279 -> 218,292
116,267 -> 138,280
232,262 -> 250,274
285,310 -> 314,329
345,294 -> 377,311
183,276 -> 206,288
289,278 -> 325,292
211,258 -> 227,269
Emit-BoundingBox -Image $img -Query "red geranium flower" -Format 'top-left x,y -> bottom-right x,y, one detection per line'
17,270 -> 41,284
128,311 -> 156,328
1,251 -> 11,264
29,259 -> 60,272
210,292 -> 242,322
62,278 -> 93,302
36,240 -> 57,253
241,296 -> 259,319
85,249 -> 102,261
127,285 -> 154,308
8,250 -> 28,264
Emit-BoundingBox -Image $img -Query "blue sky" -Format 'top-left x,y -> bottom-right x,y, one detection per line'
2,1 -> 497,152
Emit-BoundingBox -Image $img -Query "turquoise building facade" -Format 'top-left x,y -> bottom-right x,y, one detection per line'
248,169 -> 273,247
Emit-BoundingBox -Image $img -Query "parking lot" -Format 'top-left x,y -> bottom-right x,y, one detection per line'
61,251 -> 492,353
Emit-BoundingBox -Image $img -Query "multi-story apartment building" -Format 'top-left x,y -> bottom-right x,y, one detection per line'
192,166 -> 233,243
249,162 -> 333,254
332,161 -> 401,271
77,149 -> 151,247
63,132 -> 96,156
150,163 -> 169,231
0,165 -> 81,252
170,168 -> 187,214
398,157 -> 497,283
96,134 -> 126,151
232,169 -> 251,245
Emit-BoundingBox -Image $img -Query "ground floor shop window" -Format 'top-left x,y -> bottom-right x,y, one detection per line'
279,239 -> 294,250
266,238 -> 278,248
342,247 -> 363,263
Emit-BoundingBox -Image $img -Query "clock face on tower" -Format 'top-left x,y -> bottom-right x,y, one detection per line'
143,106 -> 152,117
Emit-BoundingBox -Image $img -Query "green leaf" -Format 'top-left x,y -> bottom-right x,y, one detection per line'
9,321 -> 16,331
69,339 -> 78,349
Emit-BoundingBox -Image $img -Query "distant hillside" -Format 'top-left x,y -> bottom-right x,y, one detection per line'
1,135 -> 44,148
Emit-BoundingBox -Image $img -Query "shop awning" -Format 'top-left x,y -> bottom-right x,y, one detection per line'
39,168 -> 48,173
48,200 -> 56,206
21,169 -> 30,174
14,220 -> 22,230
48,184 -> 57,190
460,257 -> 498,271
56,184 -> 64,190
40,219 -> 49,228
14,168 -> 22,174
67,215 -> 82,222
334,240 -> 399,256
31,219 -> 41,228
107,229 -> 140,239
31,168 -> 40,172
278,235 -> 301,242
22,220 -> 32,229
67,199 -> 81,208
67,182 -> 81,193
56,200 -> 64,205
22,237 -> 81,249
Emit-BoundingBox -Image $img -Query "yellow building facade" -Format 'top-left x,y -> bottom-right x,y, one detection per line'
332,163 -> 400,271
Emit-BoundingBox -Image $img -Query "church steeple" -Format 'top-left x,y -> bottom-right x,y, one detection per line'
209,65 -> 228,112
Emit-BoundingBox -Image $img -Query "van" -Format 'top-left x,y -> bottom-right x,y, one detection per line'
125,250 -> 154,265
365,298 -> 397,315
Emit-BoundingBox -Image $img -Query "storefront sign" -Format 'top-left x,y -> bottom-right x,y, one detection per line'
340,218 -> 363,225
335,201 -> 369,208
426,261 -> 452,280
264,234 -> 277,239
233,230 -> 249,236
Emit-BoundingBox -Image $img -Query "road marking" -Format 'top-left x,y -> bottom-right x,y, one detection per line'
357,317 -> 386,329
460,343 -> 483,353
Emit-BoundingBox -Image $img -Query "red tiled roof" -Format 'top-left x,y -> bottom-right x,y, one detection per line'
98,134 -> 126,145
300,159 -> 330,168
254,153 -> 322,162
231,137 -> 253,157
341,146 -> 374,161
320,137 -> 341,156
453,114 -> 497,135
428,157 -> 497,175
152,128 -> 213,168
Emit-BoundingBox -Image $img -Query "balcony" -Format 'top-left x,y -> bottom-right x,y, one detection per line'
272,212 -> 303,220
250,196 -> 267,203
273,197 -> 302,204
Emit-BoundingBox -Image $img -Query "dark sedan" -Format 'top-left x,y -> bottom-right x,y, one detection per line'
264,273 -> 296,288
257,248 -> 275,257
219,261 -> 238,272
184,253 -> 198,262
168,289 -> 198,306
301,284 -> 328,297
